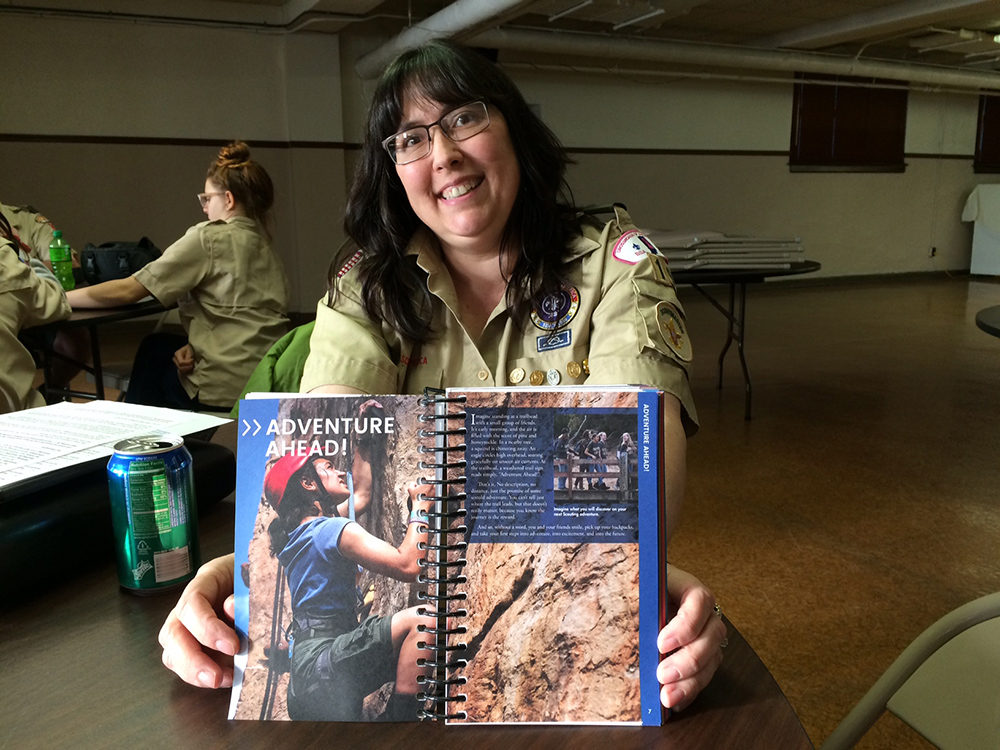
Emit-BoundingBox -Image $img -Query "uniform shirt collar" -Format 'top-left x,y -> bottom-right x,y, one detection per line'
406,217 -> 605,270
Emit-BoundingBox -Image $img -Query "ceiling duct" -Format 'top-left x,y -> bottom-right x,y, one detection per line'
355,0 -> 535,79
748,0 -> 999,50
469,27 -> 1000,91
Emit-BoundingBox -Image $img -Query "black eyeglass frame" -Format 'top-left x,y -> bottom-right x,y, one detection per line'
381,101 -> 491,165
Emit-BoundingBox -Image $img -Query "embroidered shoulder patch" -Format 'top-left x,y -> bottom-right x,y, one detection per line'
655,301 -> 693,362
612,229 -> 653,265
337,249 -> 363,278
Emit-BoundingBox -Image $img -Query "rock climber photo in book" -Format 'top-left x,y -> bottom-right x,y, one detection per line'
230,388 -> 666,725
231,395 -> 433,722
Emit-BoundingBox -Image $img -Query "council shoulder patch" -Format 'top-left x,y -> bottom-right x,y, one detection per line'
612,229 -> 652,265
655,301 -> 693,362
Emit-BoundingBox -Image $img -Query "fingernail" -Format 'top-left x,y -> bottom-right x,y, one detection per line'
666,687 -> 688,710
216,639 -> 236,656
660,637 -> 679,653
198,671 -> 217,688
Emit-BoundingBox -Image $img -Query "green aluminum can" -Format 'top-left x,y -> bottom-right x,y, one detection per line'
107,433 -> 200,594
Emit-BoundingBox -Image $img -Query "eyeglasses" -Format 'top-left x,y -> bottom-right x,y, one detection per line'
382,101 -> 491,165
197,191 -> 224,208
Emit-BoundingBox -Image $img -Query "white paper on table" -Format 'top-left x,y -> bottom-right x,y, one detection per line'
0,401 -> 230,488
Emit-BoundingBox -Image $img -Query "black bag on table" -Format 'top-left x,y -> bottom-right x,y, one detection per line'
81,237 -> 161,284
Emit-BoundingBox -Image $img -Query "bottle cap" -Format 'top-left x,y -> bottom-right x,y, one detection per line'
53,230 -> 62,238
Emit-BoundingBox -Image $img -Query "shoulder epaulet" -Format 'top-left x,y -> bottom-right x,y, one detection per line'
576,204 -> 627,233
576,203 -> 626,219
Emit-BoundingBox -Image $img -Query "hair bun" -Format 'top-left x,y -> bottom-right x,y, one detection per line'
217,140 -> 251,167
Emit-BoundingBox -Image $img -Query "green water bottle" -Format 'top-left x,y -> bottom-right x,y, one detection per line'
49,230 -> 75,291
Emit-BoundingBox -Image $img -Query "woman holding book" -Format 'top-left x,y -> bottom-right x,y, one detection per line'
158,40 -> 726,714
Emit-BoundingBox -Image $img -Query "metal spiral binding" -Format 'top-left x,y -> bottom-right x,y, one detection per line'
415,388 -> 469,720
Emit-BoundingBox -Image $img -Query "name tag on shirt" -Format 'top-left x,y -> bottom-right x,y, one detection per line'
537,330 -> 572,352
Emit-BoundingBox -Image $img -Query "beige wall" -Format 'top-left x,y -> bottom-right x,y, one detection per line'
506,66 -> 995,277
567,153 -> 978,276
3,14 -> 346,312
4,13 -> 1000,314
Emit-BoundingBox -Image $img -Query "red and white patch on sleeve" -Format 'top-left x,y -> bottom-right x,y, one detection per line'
612,229 -> 652,265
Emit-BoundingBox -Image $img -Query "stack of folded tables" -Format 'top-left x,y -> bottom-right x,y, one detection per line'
643,229 -> 804,271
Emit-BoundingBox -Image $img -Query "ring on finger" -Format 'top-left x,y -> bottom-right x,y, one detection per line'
713,603 -> 723,619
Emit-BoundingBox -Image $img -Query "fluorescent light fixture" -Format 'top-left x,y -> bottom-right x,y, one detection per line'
549,0 -> 594,22
613,8 -> 666,30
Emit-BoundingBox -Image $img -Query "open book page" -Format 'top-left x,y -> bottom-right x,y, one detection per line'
0,401 -> 230,489
443,387 -> 664,725
230,394 -> 429,722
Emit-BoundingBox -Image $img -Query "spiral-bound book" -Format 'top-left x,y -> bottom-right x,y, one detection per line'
229,387 -> 666,726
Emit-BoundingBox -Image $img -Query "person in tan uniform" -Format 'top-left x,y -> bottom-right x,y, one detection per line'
0,202 -> 79,267
67,142 -> 289,410
0,212 -> 71,413
1,201 -> 87,392
157,41 -> 726,714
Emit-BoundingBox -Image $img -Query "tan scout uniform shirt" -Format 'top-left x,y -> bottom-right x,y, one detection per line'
0,241 -> 71,413
134,216 -> 289,407
302,206 -> 698,434
0,203 -> 75,263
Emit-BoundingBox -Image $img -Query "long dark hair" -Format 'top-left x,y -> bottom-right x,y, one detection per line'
0,212 -> 13,243
332,40 -> 578,342
267,461 -> 326,555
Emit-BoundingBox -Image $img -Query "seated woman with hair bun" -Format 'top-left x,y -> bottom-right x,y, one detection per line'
67,141 -> 290,411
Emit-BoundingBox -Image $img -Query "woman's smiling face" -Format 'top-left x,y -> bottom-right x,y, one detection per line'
393,93 -> 520,258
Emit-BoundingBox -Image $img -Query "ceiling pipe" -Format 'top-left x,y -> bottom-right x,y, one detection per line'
354,0 -> 536,79
469,27 -> 1000,91
0,2 -> 380,34
748,0 -> 998,50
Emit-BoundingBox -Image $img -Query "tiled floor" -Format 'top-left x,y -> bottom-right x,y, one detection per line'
674,274 -> 1000,749
59,274 -> 1000,749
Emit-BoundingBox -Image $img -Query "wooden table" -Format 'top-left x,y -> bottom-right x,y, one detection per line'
23,298 -> 167,401
975,304 -> 1000,338
674,261 -> 821,420
1,501 -> 813,750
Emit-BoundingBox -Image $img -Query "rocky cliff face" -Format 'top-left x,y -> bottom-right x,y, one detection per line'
454,540 -> 641,722
447,389 -> 646,723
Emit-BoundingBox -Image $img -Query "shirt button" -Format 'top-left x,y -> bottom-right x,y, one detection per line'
477,369 -> 489,381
